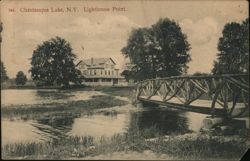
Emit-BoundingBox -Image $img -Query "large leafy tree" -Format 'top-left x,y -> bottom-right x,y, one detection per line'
212,18 -> 249,74
122,18 -> 191,81
1,61 -> 8,83
30,37 -> 82,86
15,71 -> 27,85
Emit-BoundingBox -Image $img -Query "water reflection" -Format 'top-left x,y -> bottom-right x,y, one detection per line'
128,109 -> 191,138
69,114 -> 130,138
31,115 -> 75,142
2,107 -> 207,145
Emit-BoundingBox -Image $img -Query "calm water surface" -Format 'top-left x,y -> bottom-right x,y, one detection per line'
1,89 -> 105,106
1,89 -> 208,145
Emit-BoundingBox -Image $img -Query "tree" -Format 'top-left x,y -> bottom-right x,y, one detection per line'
121,70 -> 133,82
30,37 -> 82,87
122,18 -> 191,81
15,71 -> 27,85
212,18 -> 249,74
1,61 -> 8,83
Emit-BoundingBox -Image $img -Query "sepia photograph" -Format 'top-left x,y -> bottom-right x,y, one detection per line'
1,0 -> 249,160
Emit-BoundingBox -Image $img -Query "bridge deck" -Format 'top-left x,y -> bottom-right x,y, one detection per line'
139,96 -> 248,117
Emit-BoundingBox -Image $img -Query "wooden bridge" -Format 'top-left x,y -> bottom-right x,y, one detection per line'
134,74 -> 249,119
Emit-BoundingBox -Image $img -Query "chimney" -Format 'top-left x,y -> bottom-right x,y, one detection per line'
91,57 -> 94,65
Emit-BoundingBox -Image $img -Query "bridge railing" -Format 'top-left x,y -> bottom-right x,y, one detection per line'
134,74 -> 249,118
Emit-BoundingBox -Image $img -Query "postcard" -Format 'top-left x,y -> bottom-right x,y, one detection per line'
1,0 -> 249,160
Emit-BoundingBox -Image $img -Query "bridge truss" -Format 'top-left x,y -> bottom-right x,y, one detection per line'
134,74 -> 249,118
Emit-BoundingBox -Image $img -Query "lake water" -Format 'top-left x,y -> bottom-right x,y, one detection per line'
1,89 -> 208,145
1,89 -> 105,106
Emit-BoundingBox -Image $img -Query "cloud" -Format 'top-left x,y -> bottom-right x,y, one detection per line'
54,15 -> 139,37
24,30 -> 45,41
49,15 -> 139,66
180,17 -> 219,45
179,17 -> 221,74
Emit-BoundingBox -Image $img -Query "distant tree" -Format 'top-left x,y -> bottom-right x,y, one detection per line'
15,71 -> 27,85
121,70 -> 133,82
122,18 -> 191,81
1,61 -> 8,83
212,18 -> 249,74
30,37 -> 82,87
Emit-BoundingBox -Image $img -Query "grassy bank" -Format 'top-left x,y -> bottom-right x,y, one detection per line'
2,130 -> 249,160
1,95 -> 128,120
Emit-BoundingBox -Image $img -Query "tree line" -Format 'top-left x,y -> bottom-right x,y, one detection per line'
0,18 -> 249,86
121,17 -> 249,81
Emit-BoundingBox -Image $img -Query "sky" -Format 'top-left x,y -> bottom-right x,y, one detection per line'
1,0 -> 248,78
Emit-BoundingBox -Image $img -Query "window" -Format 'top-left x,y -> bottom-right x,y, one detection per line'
101,70 -> 103,75
108,71 -> 110,75
94,70 -> 96,75
105,70 -> 107,75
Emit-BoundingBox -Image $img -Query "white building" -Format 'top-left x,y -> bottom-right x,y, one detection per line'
77,57 -> 128,86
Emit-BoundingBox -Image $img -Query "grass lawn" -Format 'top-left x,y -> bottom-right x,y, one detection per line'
2,129 -> 249,160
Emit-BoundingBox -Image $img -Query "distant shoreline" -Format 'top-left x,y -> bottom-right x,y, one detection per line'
1,84 -> 134,90
1,85 -> 58,90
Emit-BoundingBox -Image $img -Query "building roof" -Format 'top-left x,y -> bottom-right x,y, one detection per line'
76,57 -> 116,67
